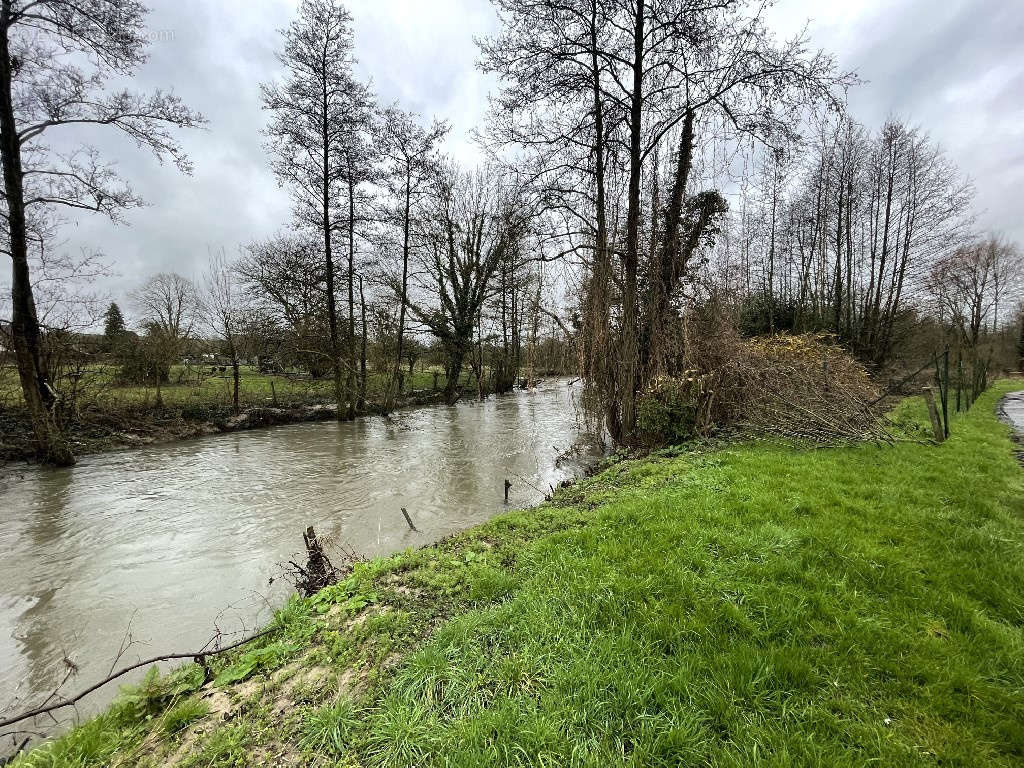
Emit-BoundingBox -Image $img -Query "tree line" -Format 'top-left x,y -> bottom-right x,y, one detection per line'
478,0 -> 1023,441
3,0 -> 1022,464
0,0 -> 568,465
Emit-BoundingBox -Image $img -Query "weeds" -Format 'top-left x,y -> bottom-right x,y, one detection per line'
162,700 -> 210,737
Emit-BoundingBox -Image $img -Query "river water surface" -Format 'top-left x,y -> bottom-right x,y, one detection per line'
0,380 -> 600,722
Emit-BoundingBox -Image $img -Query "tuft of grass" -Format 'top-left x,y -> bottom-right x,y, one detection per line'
300,698 -> 359,757
9,701 -> 147,768
161,699 -> 210,737
10,381 -> 1024,767
178,722 -> 250,768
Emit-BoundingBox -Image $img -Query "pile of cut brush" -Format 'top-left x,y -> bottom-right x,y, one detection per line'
692,331 -> 890,444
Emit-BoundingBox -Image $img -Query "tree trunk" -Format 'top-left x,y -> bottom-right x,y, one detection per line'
155,372 -> 164,409
358,272 -> 367,411
321,87 -> 344,422
646,107 -> 694,374
231,355 -> 240,416
393,172 -> 411,407
584,0 -> 617,440
0,8 -> 74,465
444,349 -> 465,405
1016,318 -> 1024,371
620,0 -> 645,438
346,165 -> 357,420
834,176 -> 844,334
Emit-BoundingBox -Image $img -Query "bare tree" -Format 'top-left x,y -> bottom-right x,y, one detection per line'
928,236 -> 1022,348
337,80 -> 377,419
262,0 -> 370,421
204,250 -> 243,415
395,164 -> 523,404
237,233 -> 331,377
378,106 -> 448,406
0,0 -> 204,464
131,273 -> 202,408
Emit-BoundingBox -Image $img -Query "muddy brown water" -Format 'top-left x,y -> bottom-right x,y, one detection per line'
0,380 -> 602,728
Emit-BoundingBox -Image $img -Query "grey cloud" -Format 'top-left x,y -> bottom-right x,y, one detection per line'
38,0 -> 1024,326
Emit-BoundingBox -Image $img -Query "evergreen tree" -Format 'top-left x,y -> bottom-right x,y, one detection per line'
103,302 -> 126,345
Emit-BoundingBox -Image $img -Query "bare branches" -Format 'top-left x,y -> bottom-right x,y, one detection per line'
0,0 -> 203,463
0,628 -> 276,732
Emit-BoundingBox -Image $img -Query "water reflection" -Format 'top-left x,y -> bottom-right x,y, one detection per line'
0,380 -> 601,718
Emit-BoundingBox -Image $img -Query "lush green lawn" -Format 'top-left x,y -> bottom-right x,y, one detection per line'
10,382 -> 1024,767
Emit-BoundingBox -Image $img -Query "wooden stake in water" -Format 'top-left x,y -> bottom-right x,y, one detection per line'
401,507 -> 419,532
504,478 -> 512,504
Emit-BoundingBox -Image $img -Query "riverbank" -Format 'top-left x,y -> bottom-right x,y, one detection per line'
0,376 -> 452,466
7,382 -> 1024,767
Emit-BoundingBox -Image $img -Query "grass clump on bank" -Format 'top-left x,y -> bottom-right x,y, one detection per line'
9,382 -> 1024,767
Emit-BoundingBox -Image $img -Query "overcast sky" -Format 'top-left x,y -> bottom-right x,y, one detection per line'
43,0 -> 1024,313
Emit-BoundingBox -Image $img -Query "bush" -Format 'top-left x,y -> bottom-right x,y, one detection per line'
636,376 -> 701,446
737,292 -> 799,336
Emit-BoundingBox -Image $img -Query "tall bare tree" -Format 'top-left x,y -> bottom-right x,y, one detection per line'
204,250 -> 243,415
337,79 -> 376,419
378,105 -> 448,406
395,164 -> 523,404
0,0 -> 204,463
262,0 -> 370,421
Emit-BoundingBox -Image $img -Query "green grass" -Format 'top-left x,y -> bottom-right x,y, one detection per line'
0,363 -> 460,459
9,382 -> 1024,767
0,363 -> 449,410
162,700 -> 210,737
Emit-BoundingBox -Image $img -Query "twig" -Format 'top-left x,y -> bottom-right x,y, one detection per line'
0,736 -> 30,766
0,628 -> 276,731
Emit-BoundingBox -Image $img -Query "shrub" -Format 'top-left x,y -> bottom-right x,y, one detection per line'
636,376 -> 701,446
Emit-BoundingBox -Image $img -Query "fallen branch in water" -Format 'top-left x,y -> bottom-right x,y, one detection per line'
276,527 -> 360,597
0,627 -> 276,732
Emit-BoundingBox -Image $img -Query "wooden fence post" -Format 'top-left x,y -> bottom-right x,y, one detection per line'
923,387 -> 945,443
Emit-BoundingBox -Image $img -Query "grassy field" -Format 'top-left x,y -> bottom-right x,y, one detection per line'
0,364 -> 451,410
0,364 -> 462,460
8,382 -> 1024,767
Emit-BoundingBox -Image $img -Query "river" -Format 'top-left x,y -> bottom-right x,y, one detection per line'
0,380 -> 602,723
